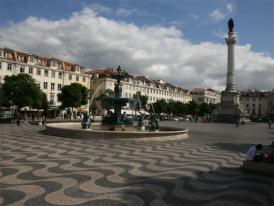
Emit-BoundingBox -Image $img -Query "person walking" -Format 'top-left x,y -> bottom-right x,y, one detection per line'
236,119 -> 240,127
268,120 -> 272,129
16,115 -> 20,126
24,115 -> 28,126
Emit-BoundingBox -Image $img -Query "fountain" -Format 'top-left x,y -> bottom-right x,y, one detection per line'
45,66 -> 189,140
100,66 -> 132,126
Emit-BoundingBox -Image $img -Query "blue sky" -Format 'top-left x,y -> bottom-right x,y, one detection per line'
0,0 -> 274,90
0,0 -> 273,57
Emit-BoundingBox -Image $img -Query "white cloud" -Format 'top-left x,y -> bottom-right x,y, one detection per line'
210,9 -> 225,21
209,3 -> 234,22
1,8 -> 273,91
189,14 -> 199,19
116,8 -> 137,17
88,3 -> 144,18
88,3 -> 113,14
226,3 -> 234,14
170,19 -> 184,28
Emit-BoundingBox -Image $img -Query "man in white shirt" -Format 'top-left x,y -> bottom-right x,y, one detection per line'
245,144 -> 263,161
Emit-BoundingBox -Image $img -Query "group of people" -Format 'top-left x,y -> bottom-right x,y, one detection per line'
245,144 -> 273,163
15,114 -> 46,126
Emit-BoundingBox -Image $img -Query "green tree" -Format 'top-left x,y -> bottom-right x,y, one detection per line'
58,83 -> 88,109
133,92 -> 148,110
208,103 -> 217,114
187,101 -> 199,115
174,101 -> 187,115
0,86 -> 8,107
167,99 -> 175,114
40,93 -> 49,117
198,102 -> 210,116
153,99 -> 168,114
2,74 -> 43,109
98,89 -> 114,98
97,89 -> 115,111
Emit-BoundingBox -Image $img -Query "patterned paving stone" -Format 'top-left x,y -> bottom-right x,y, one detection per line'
0,123 -> 273,206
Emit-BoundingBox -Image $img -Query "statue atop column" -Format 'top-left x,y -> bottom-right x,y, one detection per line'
228,18 -> 234,32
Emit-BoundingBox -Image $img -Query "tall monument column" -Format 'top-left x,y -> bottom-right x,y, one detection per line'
225,30 -> 237,92
212,18 -> 249,123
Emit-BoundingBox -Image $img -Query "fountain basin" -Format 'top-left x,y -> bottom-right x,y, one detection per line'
45,122 -> 189,140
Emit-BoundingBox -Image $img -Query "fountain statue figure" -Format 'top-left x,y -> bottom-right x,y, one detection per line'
101,66 -> 132,126
81,112 -> 91,129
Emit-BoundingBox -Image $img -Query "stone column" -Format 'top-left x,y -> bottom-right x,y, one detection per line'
225,32 -> 237,92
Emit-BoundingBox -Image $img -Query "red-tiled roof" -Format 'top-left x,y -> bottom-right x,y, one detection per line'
192,88 -> 205,92
1,47 -> 83,72
240,91 -> 268,97
84,68 -> 115,77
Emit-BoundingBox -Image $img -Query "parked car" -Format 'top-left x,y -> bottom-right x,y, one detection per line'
0,110 -> 15,123
173,117 -> 179,121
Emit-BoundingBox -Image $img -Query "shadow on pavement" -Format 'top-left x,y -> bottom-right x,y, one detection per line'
119,166 -> 273,206
211,142 -> 253,153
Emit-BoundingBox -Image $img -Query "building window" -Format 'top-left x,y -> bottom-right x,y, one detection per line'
51,71 -> 55,78
7,64 -> 12,71
44,69 -> 49,77
69,74 -> 72,80
29,56 -> 34,62
58,72 -> 62,79
58,84 -> 62,91
51,61 -> 57,67
83,76 -> 86,82
43,82 -> 48,89
37,68 -> 41,75
20,67 -> 25,73
51,83 -> 55,90
29,67 -> 33,74
50,93 -> 54,104
76,76 -> 79,81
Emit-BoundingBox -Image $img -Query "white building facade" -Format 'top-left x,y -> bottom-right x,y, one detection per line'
1,48 -> 193,113
240,91 -> 274,117
191,88 -> 221,104
0,48 -> 90,106
86,68 -> 192,114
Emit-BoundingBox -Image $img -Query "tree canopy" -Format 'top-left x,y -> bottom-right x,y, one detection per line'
133,92 -> 148,110
151,99 -> 216,116
58,83 -> 88,109
97,89 -> 115,110
0,87 -> 8,107
187,101 -> 199,115
1,74 -> 43,109
153,99 -> 168,114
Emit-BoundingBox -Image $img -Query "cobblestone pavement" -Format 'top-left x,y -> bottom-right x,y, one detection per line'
0,122 -> 273,206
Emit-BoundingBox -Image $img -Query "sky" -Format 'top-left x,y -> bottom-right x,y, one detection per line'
0,0 -> 273,90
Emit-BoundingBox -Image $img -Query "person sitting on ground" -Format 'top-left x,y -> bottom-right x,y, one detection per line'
245,144 -> 263,161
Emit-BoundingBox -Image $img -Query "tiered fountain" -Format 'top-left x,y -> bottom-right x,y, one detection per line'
45,66 -> 188,139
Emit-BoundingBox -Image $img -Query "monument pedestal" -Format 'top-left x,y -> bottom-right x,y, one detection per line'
213,90 -> 249,123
